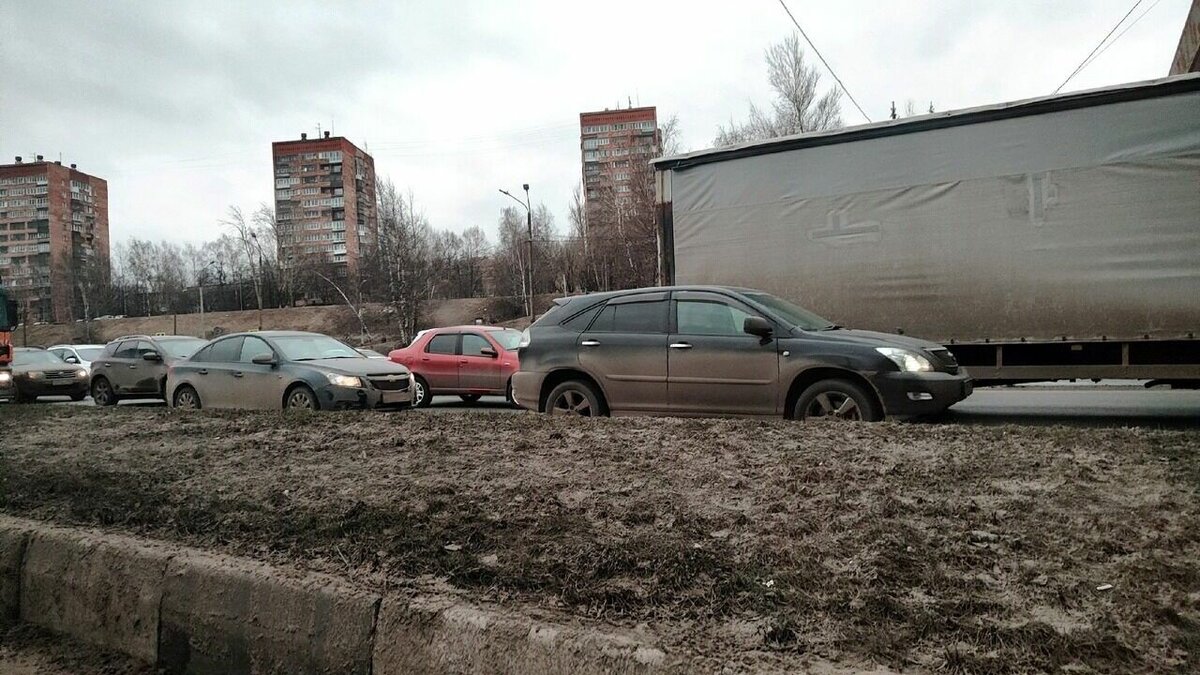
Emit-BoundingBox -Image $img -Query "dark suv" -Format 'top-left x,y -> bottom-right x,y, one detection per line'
512,286 -> 972,420
89,334 -> 207,405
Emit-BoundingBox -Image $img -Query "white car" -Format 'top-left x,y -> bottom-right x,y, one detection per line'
47,344 -> 106,373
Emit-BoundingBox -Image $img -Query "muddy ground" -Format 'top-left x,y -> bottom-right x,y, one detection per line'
0,625 -> 153,675
1,406 -> 1197,673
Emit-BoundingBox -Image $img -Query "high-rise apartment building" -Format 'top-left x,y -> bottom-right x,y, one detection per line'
272,132 -> 377,271
0,156 -> 109,323
579,106 -> 661,219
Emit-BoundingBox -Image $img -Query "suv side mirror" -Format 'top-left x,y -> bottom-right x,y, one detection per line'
743,316 -> 774,339
479,347 -> 498,358
142,351 -> 163,362
64,355 -> 80,364
252,354 -> 278,366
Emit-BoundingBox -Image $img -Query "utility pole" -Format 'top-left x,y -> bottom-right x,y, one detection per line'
198,260 -> 216,338
524,183 -> 533,320
499,185 -> 535,319
249,232 -> 264,330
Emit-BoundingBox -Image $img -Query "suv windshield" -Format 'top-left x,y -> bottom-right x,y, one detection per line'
14,350 -> 67,366
273,335 -> 362,361
489,329 -> 523,351
744,292 -> 836,331
157,339 -> 206,358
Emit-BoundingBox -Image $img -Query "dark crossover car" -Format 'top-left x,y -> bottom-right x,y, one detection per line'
8,347 -> 89,402
512,286 -> 972,420
89,334 -> 208,405
166,331 -> 413,410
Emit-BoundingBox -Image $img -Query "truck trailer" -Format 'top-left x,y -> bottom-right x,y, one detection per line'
653,74 -> 1200,386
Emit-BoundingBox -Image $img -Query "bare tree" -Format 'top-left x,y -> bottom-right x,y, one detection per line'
222,206 -> 266,327
366,178 -> 433,343
460,226 -> 489,297
659,114 -> 685,157
715,33 -> 842,146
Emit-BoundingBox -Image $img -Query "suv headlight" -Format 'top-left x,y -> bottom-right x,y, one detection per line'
28,371 -> 44,380
876,347 -> 934,373
0,372 -> 11,385
326,373 -> 363,388
75,369 -> 88,379
518,328 -> 531,349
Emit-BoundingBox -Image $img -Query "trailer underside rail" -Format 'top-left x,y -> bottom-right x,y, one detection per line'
948,338 -> 1200,385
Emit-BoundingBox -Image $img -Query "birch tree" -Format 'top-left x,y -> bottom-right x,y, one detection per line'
715,33 -> 842,146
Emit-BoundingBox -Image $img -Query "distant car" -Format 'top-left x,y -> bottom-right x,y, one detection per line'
387,325 -> 522,407
89,334 -> 208,406
167,331 -> 413,410
47,344 -> 106,373
8,348 -> 89,403
513,285 -> 972,420
356,348 -> 388,359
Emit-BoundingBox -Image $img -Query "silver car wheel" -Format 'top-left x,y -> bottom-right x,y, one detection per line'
173,387 -> 200,410
286,387 -> 317,410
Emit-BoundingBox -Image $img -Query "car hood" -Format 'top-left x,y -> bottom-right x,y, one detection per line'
11,363 -> 81,375
297,358 -> 411,376
796,328 -> 946,352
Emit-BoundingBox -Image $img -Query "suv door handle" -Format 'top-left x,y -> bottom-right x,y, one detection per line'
197,369 -> 209,375
232,371 -> 244,378
128,365 -> 138,369
581,340 -> 601,347
669,343 -> 693,350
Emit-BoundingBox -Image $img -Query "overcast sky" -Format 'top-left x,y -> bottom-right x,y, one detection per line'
1,0 -> 1192,247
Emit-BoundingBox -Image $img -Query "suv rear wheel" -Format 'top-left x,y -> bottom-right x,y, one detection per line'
546,380 -> 604,417
794,379 -> 881,422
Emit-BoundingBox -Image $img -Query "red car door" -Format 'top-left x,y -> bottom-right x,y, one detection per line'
419,332 -> 460,392
459,332 -> 501,393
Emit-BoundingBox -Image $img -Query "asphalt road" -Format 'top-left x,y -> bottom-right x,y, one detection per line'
31,387 -> 1200,428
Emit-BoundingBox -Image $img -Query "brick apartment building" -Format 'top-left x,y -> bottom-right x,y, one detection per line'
1171,0 -> 1199,74
272,132 -> 377,272
579,106 -> 661,221
0,156 -> 109,323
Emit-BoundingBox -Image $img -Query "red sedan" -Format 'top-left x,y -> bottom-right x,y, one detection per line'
388,326 -> 522,407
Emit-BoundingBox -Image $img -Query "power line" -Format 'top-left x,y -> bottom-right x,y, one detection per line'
1053,0 -> 1143,94
775,0 -> 871,123
1076,0 -> 1163,76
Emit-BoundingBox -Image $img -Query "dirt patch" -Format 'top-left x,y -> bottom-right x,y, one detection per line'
0,624 -> 153,675
0,406 -> 1197,672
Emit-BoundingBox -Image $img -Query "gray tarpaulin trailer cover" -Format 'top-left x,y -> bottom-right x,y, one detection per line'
653,74 -> 1200,384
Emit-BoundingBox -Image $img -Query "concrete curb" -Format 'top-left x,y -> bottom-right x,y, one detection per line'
0,517 -> 674,673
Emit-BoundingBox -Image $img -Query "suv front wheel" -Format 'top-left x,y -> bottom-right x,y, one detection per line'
91,377 -> 119,407
794,379 -> 882,422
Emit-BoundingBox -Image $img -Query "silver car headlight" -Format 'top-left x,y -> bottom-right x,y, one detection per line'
0,371 -> 11,385
75,369 -> 88,379
876,347 -> 934,373
325,372 -> 363,388
28,370 -> 44,380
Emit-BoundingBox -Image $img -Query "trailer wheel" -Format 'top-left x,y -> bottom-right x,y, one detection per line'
794,379 -> 882,422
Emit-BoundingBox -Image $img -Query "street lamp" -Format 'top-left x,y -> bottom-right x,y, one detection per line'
198,260 -> 217,338
499,184 -> 533,319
